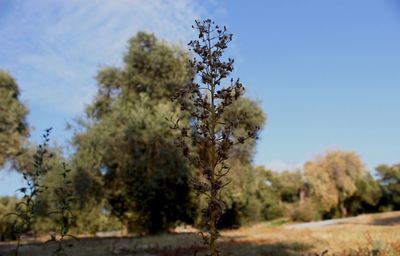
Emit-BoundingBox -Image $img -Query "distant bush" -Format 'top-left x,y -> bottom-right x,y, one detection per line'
73,203 -> 122,235
290,199 -> 322,222
264,203 -> 287,220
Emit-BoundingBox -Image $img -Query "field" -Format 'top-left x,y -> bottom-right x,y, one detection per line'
0,211 -> 399,256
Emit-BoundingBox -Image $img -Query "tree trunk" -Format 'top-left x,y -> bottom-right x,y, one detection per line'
299,189 -> 305,205
121,224 -> 129,236
340,202 -> 347,217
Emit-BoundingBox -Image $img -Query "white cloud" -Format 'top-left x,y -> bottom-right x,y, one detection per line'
264,160 -> 303,172
0,0 -> 214,116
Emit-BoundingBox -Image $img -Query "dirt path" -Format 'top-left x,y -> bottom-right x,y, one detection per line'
284,211 -> 400,229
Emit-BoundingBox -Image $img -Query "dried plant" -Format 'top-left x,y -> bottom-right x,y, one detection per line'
7,128 -> 53,256
171,19 -> 260,255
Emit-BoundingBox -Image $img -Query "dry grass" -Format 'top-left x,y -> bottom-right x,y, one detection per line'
0,211 -> 399,256
219,211 -> 400,255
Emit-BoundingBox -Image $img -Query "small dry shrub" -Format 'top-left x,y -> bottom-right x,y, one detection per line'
333,233 -> 400,256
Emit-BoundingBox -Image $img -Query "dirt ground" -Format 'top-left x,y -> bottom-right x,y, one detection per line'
1,211 -> 399,256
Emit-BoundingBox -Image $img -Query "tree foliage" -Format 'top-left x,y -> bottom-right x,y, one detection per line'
72,32 -> 195,233
274,170 -> 305,204
217,161 -> 264,228
376,164 -> 400,210
216,98 -> 265,228
304,151 -> 371,217
0,70 -> 29,169
343,171 -> 381,215
254,167 -> 312,221
248,167 -> 285,221
0,196 -> 18,241
86,32 -> 192,120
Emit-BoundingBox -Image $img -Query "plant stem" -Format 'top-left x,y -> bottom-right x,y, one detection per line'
208,21 -> 218,253
15,236 -> 21,256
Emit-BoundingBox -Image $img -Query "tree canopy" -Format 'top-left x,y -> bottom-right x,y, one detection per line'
72,32 -> 195,233
0,70 -> 29,169
376,164 -> 400,210
70,30 -> 266,234
304,151 -> 369,217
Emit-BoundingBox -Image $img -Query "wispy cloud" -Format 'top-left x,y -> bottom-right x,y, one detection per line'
0,0 -> 214,116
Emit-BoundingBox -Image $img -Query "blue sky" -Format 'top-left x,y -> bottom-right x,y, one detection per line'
1,0 -> 400,195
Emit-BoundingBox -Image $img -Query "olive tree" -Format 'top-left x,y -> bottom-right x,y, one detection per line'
0,70 -> 29,169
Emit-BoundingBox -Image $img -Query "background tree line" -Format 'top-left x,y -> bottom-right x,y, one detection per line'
0,32 -> 399,241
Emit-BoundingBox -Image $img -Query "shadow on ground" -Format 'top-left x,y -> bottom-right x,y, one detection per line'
369,215 -> 400,226
0,234 -> 314,256
219,240 -> 314,256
